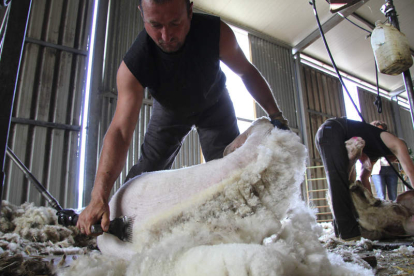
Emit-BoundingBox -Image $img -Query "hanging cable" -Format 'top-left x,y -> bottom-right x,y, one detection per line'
337,13 -> 372,34
309,0 -> 366,123
373,62 -> 382,113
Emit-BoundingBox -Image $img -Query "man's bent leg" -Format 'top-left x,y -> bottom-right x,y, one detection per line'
125,102 -> 192,182
197,91 -> 240,161
315,120 -> 361,239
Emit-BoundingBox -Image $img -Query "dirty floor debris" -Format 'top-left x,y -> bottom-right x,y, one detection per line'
0,201 -> 96,275
1,201 -> 414,275
320,222 -> 414,275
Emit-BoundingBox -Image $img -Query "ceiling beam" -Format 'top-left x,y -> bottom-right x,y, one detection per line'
292,0 -> 369,55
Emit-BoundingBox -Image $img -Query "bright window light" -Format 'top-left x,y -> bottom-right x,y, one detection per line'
220,25 -> 255,133
342,79 -> 365,178
343,80 -> 361,122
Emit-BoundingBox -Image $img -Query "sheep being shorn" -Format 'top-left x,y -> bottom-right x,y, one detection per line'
59,118 -> 373,276
345,136 -> 414,240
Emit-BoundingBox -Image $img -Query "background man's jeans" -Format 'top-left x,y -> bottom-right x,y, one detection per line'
372,166 -> 398,201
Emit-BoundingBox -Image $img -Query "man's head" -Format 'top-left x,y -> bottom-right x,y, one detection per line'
139,0 -> 193,53
139,0 -> 192,16
370,120 -> 388,131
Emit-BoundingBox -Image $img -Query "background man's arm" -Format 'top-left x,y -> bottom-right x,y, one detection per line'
359,154 -> 373,193
218,21 -> 287,128
77,61 -> 144,235
381,132 -> 414,185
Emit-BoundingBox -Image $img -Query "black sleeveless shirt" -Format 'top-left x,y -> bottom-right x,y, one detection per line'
123,13 -> 226,115
345,119 -> 393,160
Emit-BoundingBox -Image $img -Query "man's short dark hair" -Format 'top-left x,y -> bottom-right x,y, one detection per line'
139,0 -> 191,16
370,120 -> 388,131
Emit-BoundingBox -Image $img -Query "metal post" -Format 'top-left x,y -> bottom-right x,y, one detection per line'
0,0 -> 32,209
390,96 -> 404,138
83,0 -> 109,206
382,0 -> 414,128
293,53 -> 311,200
402,71 -> 414,128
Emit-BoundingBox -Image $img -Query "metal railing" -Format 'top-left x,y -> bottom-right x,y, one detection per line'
305,165 -> 333,223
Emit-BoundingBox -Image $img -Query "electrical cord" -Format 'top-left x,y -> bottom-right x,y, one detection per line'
374,62 -> 382,114
338,13 -> 372,34
309,0 -> 366,123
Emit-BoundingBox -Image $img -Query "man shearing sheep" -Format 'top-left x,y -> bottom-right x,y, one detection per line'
315,117 -> 414,241
77,0 -> 289,235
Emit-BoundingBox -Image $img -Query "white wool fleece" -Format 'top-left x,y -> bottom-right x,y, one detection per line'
98,118 -> 306,258
59,118 -> 374,276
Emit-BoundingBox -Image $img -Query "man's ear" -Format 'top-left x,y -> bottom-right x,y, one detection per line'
188,2 -> 193,19
138,5 -> 144,19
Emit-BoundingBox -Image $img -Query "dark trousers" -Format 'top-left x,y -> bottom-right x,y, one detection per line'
315,119 -> 361,239
125,91 -> 240,182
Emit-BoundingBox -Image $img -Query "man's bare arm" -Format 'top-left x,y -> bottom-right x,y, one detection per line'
381,131 -> 414,185
359,154 -> 373,193
77,61 -> 144,235
218,21 -> 282,119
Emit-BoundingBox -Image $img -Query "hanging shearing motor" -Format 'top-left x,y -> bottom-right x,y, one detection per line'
370,2 -> 413,76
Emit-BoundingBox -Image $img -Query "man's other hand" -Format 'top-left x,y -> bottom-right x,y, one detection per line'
270,118 -> 290,130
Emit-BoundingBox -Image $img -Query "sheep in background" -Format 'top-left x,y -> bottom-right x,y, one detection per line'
345,136 -> 414,240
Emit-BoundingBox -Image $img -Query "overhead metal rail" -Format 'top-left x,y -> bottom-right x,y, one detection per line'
11,117 -> 81,132
292,0 -> 369,55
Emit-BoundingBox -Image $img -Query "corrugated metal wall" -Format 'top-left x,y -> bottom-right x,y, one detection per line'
300,64 -> 346,222
4,0 -> 93,208
249,34 -> 298,130
89,0 -> 201,198
358,87 -> 414,150
358,87 -> 397,135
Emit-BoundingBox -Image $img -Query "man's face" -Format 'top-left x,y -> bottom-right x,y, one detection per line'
140,0 -> 192,53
